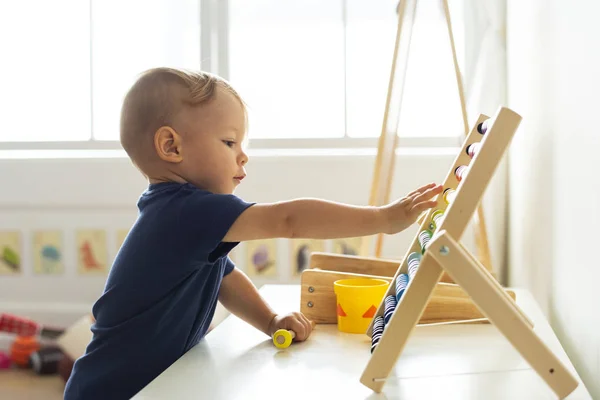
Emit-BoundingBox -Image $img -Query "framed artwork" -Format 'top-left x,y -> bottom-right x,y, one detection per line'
290,239 -> 324,276
77,229 -> 108,275
245,239 -> 277,277
33,230 -> 63,275
0,231 -> 21,275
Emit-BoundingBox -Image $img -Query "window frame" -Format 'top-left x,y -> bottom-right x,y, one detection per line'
0,0 -> 465,152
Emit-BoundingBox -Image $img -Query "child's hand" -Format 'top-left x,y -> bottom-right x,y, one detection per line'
380,183 -> 443,234
268,312 -> 313,341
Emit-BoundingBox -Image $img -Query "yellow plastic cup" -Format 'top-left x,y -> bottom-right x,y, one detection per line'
333,278 -> 389,333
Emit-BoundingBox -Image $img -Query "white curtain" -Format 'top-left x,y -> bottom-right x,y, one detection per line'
461,0 -> 509,283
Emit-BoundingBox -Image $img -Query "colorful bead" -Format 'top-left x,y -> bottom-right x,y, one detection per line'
431,210 -> 444,228
370,316 -> 385,353
384,295 -> 397,324
455,165 -> 468,181
478,119 -> 489,134
418,230 -> 432,254
466,142 -> 481,158
443,188 -> 456,204
395,273 -> 409,301
407,252 -> 420,280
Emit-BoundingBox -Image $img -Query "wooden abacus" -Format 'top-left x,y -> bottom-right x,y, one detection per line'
361,106 -> 579,399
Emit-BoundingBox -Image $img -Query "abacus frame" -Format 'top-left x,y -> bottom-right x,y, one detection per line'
360,106 -> 579,399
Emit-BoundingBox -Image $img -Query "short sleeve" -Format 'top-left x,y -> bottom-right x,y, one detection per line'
179,188 -> 255,260
224,256 -> 236,276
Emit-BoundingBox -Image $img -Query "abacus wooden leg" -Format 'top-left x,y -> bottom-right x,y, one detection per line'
359,254 -> 446,392
456,233 -> 534,328
427,230 -> 579,399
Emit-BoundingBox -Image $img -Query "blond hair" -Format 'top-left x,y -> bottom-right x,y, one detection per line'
119,67 -> 245,167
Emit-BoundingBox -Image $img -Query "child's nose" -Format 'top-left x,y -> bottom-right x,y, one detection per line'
239,151 -> 248,165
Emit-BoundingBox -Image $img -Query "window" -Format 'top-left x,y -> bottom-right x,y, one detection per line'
229,1 -> 345,139
0,0 -> 464,147
226,0 -> 465,141
91,0 -> 201,140
0,0 -> 91,142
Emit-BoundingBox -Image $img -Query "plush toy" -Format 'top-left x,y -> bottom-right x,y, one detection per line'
0,350 -> 11,369
10,335 -> 40,367
55,314 -> 94,382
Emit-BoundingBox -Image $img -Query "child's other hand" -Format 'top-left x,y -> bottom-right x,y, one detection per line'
381,183 -> 443,234
268,312 -> 313,341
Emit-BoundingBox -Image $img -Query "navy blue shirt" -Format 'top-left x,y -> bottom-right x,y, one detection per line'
64,182 -> 254,399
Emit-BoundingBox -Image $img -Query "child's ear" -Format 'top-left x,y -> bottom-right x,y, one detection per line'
154,126 -> 183,163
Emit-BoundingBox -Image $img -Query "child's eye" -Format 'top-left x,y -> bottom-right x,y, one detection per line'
223,140 -> 235,147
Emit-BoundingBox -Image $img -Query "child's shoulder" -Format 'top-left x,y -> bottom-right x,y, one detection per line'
137,181 -> 254,247
140,181 -> 252,212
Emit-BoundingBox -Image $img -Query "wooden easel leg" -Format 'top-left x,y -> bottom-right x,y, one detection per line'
427,230 -> 579,399
442,0 -> 494,273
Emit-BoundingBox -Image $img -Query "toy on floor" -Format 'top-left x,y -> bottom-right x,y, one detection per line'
0,350 -> 11,369
0,311 -> 88,380
55,314 -> 94,382
29,346 -> 65,375
10,335 -> 41,367
0,312 -> 64,339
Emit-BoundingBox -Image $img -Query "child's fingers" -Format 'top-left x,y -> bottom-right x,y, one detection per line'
416,211 -> 428,225
295,316 -> 312,341
406,182 -> 437,198
301,314 -> 314,335
287,318 -> 307,341
410,186 -> 442,206
410,200 -> 438,216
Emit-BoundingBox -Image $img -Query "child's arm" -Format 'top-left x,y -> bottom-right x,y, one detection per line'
223,182 -> 442,242
218,267 -> 313,340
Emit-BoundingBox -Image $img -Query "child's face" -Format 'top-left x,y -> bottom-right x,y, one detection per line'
177,87 -> 249,194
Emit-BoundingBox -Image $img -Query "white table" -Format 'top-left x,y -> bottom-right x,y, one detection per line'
133,285 -> 592,400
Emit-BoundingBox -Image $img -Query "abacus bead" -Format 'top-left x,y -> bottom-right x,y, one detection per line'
478,120 -> 488,134
408,251 -> 421,264
384,295 -> 396,324
408,263 -> 418,280
395,274 -> 409,301
466,142 -> 481,158
370,316 -> 385,353
418,230 -> 432,253
455,165 -> 468,181
443,188 -> 456,204
432,210 -> 444,225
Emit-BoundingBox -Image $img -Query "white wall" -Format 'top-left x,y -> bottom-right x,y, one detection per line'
507,0 -> 600,397
0,148 -> 477,333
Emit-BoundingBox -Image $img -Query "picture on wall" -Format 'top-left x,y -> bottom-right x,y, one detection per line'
0,231 -> 21,275
290,239 -> 324,276
333,237 -> 362,256
77,229 -> 108,275
245,239 -> 277,277
33,230 -> 63,275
